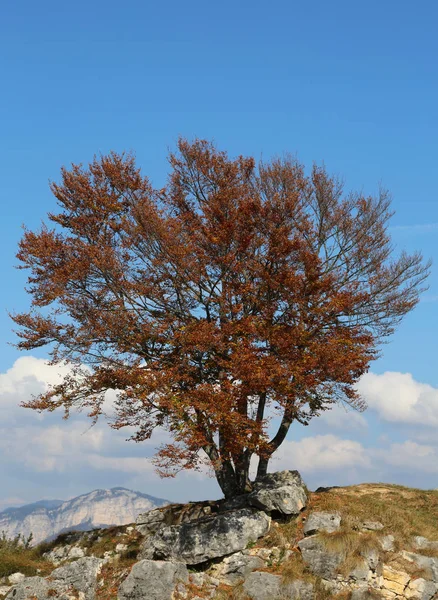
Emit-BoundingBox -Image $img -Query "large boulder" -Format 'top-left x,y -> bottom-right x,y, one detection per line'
50,557 -> 104,599
141,507 -> 271,564
243,571 -> 314,600
247,470 -> 307,515
117,560 -> 188,600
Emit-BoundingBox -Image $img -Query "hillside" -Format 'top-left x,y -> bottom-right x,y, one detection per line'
0,487 -> 168,545
1,474 -> 438,599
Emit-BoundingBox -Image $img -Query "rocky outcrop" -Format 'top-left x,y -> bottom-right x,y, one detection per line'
4,475 -> 438,600
141,507 -> 271,564
4,557 -> 104,600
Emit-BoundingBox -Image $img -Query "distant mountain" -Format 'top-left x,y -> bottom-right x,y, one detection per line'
0,487 -> 168,545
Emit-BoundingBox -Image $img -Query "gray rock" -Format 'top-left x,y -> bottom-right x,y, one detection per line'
5,577 -> 68,600
0,586 -> 11,597
402,551 -> 438,582
361,521 -> 384,531
213,551 -> 265,584
247,470 -> 307,515
51,556 -> 104,599
413,536 -> 438,551
243,571 -> 314,599
136,506 -> 167,536
360,547 -> 380,571
117,560 -> 188,600
303,512 -> 341,536
379,535 -> 395,552
141,508 -> 270,564
298,535 -> 344,578
405,577 -> 438,599
348,559 -> 371,581
7,574 -> 25,585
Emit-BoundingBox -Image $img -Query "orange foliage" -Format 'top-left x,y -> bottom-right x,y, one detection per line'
12,139 -> 430,497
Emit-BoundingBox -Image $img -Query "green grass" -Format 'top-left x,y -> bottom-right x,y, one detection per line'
0,532 -> 53,578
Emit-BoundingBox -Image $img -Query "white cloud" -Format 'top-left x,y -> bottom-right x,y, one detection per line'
318,404 -> 368,431
357,371 -> 438,426
270,434 -> 370,473
374,441 -> 438,474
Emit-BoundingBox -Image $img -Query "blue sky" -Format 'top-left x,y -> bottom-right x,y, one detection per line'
1,0 -> 438,507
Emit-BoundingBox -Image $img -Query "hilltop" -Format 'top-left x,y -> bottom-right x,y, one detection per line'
1,474 -> 438,599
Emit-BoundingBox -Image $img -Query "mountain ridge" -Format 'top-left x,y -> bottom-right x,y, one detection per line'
0,487 -> 168,545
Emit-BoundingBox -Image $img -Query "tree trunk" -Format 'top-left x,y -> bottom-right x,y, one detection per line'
256,455 -> 269,480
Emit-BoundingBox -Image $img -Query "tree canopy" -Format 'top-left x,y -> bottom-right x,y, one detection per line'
13,139 -> 430,498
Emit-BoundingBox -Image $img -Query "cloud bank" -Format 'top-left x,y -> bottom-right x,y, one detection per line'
1,357 -> 438,506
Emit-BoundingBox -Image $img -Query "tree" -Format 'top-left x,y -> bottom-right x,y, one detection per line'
13,139 -> 430,498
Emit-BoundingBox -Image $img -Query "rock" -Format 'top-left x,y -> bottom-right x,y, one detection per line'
413,536 -> 438,551
7,573 -> 25,585
349,559 -> 371,581
405,577 -> 438,600
136,502 -> 214,537
298,535 -> 345,578
247,470 -> 307,515
303,512 -> 341,536
117,560 -> 188,600
381,565 -> 411,595
51,556 -> 104,599
141,508 -> 271,564
0,586 -> 11,597
4,577 -> 67,600
379,535 -> 395,552
243,571 -> 313,600
361,547 -> 380,571
67,545 -> 86,560
115,543 -> 128,552
211,551 -> 265,584
43,544 -> 86,566
361,521 -> 384,531
402,551 -> 438,582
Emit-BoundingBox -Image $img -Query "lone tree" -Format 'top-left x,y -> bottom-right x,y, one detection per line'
13,139 -> 430,498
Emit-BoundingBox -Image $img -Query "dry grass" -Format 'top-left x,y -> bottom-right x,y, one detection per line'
307,483 -> 438,549
0,533 -> 54,578
95,558 -> 136,600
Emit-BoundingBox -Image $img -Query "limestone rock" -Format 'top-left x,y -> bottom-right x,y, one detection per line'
141,508 -> 271,564
413,536 -> 438,551
303,512 -> 341,536
210,551 -> 265,584
404,577 -> 438,600
117,560 -> 188,600
51,557 -> 104,599
7,573 -> 25,585
243,571 -> 313,600
402,551 -> 438,582
43,543 -> 86,566
298,535 -> 345,578
247,470 -> 307,515
382,565 -> 410,595
4,577 -> 67,600
0,586 -> 12,597
379,535 -> 395,552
